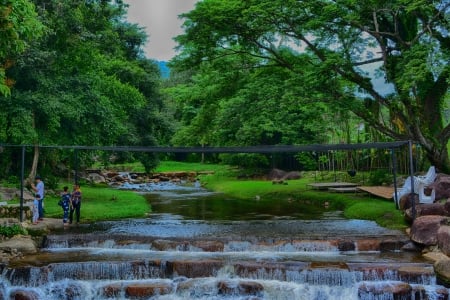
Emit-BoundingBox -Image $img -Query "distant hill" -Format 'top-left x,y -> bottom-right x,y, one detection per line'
157,61 -> 170,78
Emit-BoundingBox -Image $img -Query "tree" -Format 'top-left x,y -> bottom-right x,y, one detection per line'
0,0 -> 169,178
0,0 -> 44,95
173,0 -> 450,172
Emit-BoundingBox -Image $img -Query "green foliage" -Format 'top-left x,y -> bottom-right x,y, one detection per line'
0,0 -> 172,178
368,169 -> 392,186
44,175 -> 59,191
219,153 -> 269,169
0,224 -> 27,237
171,0 -> 450,172
6,175 -> 18,185
155,160 -> 236,175
294,153 -> 317,171
0,0 -> 44,96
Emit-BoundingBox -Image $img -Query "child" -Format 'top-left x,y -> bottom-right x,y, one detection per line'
60,186 -> 71,225
32,194 -> 40,225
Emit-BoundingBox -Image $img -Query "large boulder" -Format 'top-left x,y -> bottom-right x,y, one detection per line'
437,225 -> 450,256
429,173 -> 450,200
410,215 -> 449,246
267,168 -> 287,180
435,258 -> 450,287
399,193 -> 419,211
404,203 -> 449,221
0,235 -> 37,261
88,173 -> 107,184
283,171 -> 301,180
0,187 -> 33,201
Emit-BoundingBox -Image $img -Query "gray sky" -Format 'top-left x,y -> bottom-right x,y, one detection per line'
123,0 -> 197,61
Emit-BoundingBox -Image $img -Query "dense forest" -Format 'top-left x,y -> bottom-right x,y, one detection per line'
0,0 -> 449,179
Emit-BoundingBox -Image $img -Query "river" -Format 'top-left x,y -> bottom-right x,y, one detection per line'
1,181 -> 448,299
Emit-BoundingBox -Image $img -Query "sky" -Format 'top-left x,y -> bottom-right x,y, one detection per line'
123,0 -> 197,61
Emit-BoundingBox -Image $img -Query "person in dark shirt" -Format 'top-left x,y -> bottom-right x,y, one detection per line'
69,184 -> 82,224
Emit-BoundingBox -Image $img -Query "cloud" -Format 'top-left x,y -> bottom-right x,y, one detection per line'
124,0 -> 197,61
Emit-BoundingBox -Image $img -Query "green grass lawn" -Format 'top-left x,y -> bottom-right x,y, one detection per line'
43,185 -> 150,222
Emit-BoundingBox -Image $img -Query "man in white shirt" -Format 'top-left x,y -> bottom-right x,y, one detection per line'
31,175 -> 45,220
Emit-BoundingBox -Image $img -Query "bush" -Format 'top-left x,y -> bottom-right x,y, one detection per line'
368,169 -> 392,186
220,153 -> 270,169
7,175 -> 19,185
0,224 -> 27,237
45,175 -> 60,190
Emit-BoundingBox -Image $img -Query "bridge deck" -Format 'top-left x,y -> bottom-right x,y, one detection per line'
357,186 -> 394,199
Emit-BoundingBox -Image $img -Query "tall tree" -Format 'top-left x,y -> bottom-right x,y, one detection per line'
173,0 -> 450,172
0,0 -> 44,95
0,0 -> 169,178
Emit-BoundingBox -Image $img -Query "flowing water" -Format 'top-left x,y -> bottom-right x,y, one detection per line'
1,182 -> 449,299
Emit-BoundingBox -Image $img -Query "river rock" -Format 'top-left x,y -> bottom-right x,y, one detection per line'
437,225 -> 450,256
445,199 -> 450,213
9,289 -> 39,300
397,265 -> 434,282
192,240 -> 224,252
410,215 -> 448,246
125,282 -> 173,298
166,260 -> 223,278
102,283 -> 121,298
405,203 -> 449,221
399,193 -> 419,211
218,280 -> 264,296
0,187 -> 34,201
267,168 -> 287,180
88,172 -> 106,184
435,258 -> 450,287
358,282 -> 412,298
422,251 -> 450,263
283,171 -> 301,180
401,241 -> 423,252
0,235 -> 37,254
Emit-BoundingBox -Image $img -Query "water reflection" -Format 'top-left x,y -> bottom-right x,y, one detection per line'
144,186 -> 333,221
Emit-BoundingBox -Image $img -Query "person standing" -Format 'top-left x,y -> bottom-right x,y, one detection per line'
69,184 -> 82,224
31,175 -> 45,220
60,186 -> 71,226
32,194 -> 40,225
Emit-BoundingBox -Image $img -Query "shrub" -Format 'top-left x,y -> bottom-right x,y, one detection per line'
0,224 -> 27,237
368,169 -> 392,186
45,175 -> 59,190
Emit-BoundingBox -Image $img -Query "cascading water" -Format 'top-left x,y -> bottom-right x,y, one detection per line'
1,181 -> 449,299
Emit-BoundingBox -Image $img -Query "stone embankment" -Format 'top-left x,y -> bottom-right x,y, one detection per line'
397,173 -> 450,287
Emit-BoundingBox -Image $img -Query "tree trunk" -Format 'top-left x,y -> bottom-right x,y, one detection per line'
28,144 -> 39,183
425,147 -> 450,175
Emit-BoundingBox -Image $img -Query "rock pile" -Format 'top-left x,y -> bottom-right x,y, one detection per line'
84,169 -> 210,186
399,173 -> 450,287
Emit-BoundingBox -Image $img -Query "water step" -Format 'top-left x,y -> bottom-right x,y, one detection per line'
43,234 -> 411,253
1,261 -> 447,300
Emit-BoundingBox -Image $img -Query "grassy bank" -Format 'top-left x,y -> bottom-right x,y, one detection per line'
41,185 -> 150,222
8,161 -> 407,229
